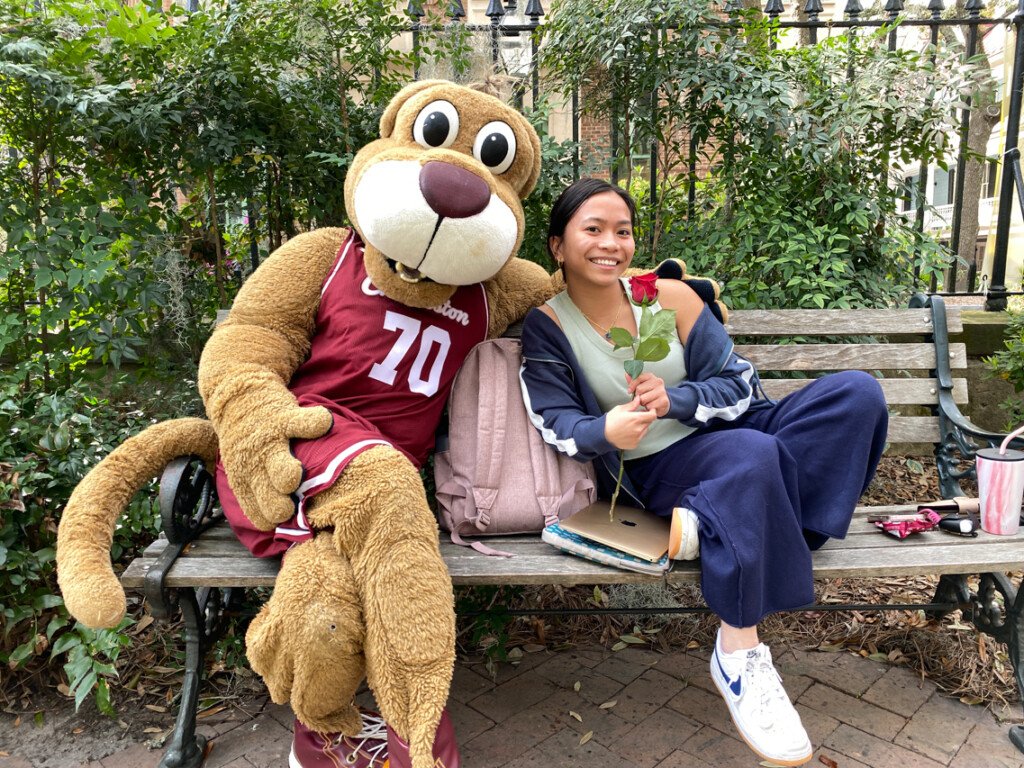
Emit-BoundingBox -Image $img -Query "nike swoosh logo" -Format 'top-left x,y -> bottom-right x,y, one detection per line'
716,653 -> 743,697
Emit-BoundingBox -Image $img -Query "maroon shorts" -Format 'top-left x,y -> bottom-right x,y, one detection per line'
217,396 -> 407,559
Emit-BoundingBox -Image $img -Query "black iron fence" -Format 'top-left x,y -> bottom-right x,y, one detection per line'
405,0 -> 1024,308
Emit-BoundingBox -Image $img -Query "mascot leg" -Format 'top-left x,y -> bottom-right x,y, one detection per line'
246,533 -> 365,735
308,445 -> 457,768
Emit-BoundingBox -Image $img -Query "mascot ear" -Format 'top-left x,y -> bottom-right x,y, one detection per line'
246,604 -> 294,703
379,79 -> 449,139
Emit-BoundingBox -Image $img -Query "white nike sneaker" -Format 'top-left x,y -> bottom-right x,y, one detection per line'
668,507 -> 700,560
710,632 -> 813,767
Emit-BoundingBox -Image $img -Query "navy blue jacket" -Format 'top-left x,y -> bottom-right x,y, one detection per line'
518,303 -> 772,507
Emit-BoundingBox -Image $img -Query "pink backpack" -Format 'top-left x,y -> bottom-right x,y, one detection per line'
434,337 -> 597,556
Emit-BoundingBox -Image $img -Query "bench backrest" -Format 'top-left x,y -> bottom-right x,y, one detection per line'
217,303 -> 963,446
725,306 -> 964,445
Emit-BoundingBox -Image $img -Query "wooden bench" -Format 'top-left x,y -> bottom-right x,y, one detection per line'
121,295 -> 1024,768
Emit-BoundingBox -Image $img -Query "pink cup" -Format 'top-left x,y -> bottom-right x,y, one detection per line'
977,424 -> 1024,535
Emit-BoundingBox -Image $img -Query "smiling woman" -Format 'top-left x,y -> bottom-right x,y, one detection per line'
519,177 -> 890,767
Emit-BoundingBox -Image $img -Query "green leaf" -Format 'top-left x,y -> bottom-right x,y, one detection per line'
623,359 -> 644,379
641,308 -> 677,342
51,632 -> 82,658
94,678 -> 115,717
72,669 -> 98,711
635,337 -> 670,363
609,327 -> 634,349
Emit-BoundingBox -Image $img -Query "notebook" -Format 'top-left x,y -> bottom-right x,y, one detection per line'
560,501 -> 671,562
541,501 -> 672,575
541,523 -> 671,575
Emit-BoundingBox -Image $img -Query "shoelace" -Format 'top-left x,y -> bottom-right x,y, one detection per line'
743,650 -> 793,729
333,711 -> 390,765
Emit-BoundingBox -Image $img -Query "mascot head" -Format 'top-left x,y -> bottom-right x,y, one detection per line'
344,80 -> 542,308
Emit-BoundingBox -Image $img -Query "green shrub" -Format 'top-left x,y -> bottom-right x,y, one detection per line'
985,311 -> 1024,430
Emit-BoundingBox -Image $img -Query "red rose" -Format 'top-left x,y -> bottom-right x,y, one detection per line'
629,273 -> 659,306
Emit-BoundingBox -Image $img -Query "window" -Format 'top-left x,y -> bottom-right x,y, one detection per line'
985,158 -> 999,199
902,174 -> 920,212
933,167 -> 955,207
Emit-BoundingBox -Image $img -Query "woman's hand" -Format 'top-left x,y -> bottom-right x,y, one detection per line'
604,396 -> 658,450
627,373 -> 670,418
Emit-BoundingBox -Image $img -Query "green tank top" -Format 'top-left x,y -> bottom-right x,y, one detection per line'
547,280 -> 695,460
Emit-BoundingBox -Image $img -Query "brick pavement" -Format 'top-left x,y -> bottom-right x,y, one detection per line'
7,643 -> 1024,768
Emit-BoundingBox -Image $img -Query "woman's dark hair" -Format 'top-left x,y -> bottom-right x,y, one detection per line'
546,177 -> 638,260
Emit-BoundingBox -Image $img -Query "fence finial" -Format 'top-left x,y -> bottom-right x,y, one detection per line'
845,0 -> 863,16
765,0 -> 785,17
487,0 -> 506,22
525,0 -> 544,21
804,0 -> 824,19
448,0 -> 466,20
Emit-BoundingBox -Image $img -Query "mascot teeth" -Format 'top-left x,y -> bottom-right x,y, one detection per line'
396,263 -> 424,283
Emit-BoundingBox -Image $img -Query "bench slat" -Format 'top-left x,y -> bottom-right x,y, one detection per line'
122,509 -> 1024,590
761,377 -> 968,405
725,307 -> 963,336
735,343 -> 967,371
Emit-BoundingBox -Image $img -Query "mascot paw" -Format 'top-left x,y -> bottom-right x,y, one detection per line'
246,535 -> 365,734
222,404 -> 333,530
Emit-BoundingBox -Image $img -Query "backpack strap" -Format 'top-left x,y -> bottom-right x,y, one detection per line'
468,340 -> 509,530
449,528 -> 514,558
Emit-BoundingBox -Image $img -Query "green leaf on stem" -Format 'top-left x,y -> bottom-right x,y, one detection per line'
609,327 -> 634,349
623,359 -> 644,379
641,308 -> 677,341
635,337 -> 670,363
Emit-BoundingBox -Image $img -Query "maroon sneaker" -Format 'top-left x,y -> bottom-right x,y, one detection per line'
290,710 -> 389,768
385,707 -> 461,768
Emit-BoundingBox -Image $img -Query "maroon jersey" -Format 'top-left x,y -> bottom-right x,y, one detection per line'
218,229 -> 491,557
289,229 -> 489,466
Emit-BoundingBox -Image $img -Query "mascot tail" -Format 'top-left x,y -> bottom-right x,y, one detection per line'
56,418 -> 219,629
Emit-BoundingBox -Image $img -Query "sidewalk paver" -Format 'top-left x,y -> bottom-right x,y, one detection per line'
7,642 -> 1023,768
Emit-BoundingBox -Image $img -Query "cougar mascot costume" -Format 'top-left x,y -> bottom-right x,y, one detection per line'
56,81 -> 554,768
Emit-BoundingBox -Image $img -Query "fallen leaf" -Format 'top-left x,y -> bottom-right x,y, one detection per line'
817,644 -> 844,653
0,752 -> 8,757
579,731 -> 593,745
144,705 -> 167,713
611,641 -> 627,651
867,652 -> 889,663
523,643 -> 546,653
618,635 -> 645,645
599,700 -> 617,709
143,727 -> 163,734
959,695 -> 984,706
573,681 -> 581,692
818,756 -> 839,768
569,710 -> 582,722
13,716 -> 20,728
72,727 -> 83,735
197,706 -> 226,720
56,683 -> 71,697
686,640 -> 700,650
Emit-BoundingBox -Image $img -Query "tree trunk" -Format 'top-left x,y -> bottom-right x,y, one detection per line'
956,58 -> 1000,290
206,168 -> 226,308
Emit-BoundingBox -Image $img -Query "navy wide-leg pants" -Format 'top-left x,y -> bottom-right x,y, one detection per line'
625,371 -> 888,627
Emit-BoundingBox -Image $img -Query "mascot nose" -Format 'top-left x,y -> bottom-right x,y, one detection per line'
419,161 -> 490,219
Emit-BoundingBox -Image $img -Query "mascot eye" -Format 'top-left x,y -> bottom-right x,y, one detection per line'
473,121 -> 517,175
413,100 -> 459,149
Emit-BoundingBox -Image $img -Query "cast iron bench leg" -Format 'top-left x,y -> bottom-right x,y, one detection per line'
1005,577 -> 1024,753
964,573 -> 1024,754
159,588 -> 208,768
